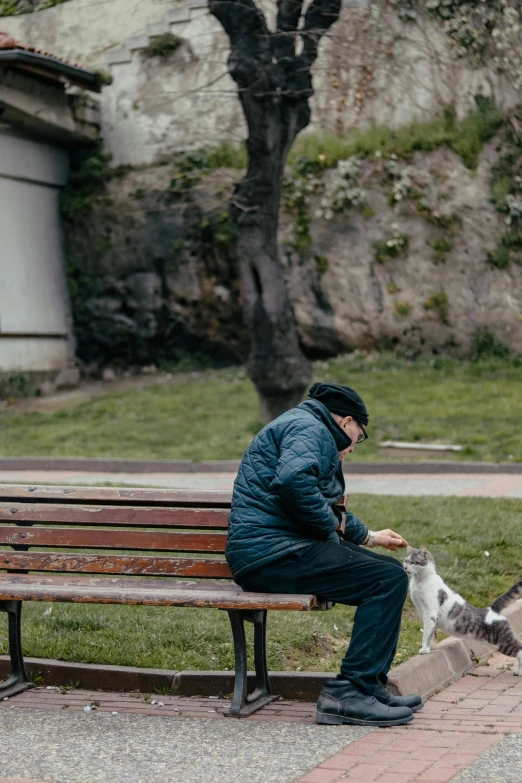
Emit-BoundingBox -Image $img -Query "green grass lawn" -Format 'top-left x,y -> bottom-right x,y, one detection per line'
1,353 -> 522,462
2,495 -> 520,677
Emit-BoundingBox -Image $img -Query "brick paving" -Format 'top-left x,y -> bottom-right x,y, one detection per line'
0,686 -> 317,723
295,653 -> 522,783
1,653 -> 522,782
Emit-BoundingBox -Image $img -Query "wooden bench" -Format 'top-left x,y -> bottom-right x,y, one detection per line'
0,484 -> 331,717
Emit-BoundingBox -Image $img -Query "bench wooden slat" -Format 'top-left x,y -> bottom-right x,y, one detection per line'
0,486 -> 232,508
0,552 -> 231,578
0,504 -> 229,529
0,574 -> 320,610
0,527 -> 227,552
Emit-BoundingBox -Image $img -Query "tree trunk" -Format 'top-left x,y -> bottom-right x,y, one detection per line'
233,95 -> 312,422
208,0 -> 342,421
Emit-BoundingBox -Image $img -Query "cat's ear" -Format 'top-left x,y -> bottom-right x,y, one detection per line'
419,546 -> 434,563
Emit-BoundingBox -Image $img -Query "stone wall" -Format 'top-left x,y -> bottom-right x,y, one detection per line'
2,0 -> 519,166
63,160 -> 248,366
284,144 -> 522,358
63,126 -> 522,365
3,0 -> 521,364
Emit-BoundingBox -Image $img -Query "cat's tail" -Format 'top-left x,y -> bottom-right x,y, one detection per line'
490,579 -> 522,613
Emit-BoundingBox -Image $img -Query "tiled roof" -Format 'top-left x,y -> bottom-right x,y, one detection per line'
0,29 -> 100,92
0,30 -> 84,70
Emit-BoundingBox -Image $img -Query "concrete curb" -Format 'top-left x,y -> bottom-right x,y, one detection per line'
3,600 -> 521,702
387,637 -> 491,700
1,457 -> 522,474
0,657 -> 332,701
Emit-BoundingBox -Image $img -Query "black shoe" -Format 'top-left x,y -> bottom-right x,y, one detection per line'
374,682 -> 423,712
316,680 -> 414,727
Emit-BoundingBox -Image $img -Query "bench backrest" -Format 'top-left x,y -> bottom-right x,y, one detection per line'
0,485 -> 234,580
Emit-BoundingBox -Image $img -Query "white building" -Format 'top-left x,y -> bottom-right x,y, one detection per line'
0,31 -> 100,374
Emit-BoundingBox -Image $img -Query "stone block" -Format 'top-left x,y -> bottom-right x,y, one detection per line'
128,35 -> 150,52
388,648 -> 464,700
455,636 -> 494,663
73,103 -> 101,126
167,7 -> 191,24
146,21 -> 169,37
437,637 -> 478,675
104,46 -> 131,66
54,367 -> 80,390
38,380 -> 56,397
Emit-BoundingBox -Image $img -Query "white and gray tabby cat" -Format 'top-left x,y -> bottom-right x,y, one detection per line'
404,546 -> 522,675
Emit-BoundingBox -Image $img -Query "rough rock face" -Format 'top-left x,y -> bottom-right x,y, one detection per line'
64,140 -> 522,367
64,165 -> 248,367
283,144 -> 522,358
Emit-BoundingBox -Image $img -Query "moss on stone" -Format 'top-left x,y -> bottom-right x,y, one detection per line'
374,233 -> 409,263
395,300 -> 412,316
293,209 -> 312,253
143,33 -> 183,58
431,236 -> 454,263
424,290 -> 449,324
315,254 -> 329,274
487,246 -> 510,269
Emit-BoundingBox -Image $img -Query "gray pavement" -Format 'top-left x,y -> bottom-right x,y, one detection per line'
453,734 -> 522,783
0,708 -> 367,783
2,469 -> 522,496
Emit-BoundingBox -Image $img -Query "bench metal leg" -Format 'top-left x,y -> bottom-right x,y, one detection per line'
0,601 -> 33,698
226,609 -> 274,718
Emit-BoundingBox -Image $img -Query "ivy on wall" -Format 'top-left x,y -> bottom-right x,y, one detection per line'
389,0 -> 522,89
59,141 -> 246,368
281,97 -> 502,269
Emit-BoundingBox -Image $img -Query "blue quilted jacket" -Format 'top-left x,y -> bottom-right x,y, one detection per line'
226,399 -> 368,582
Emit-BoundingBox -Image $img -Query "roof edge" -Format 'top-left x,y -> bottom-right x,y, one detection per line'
0,49 -> 101,93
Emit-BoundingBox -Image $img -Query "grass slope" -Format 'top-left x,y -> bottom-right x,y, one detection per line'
2,495 -> 520,676
1,354 -> 522,462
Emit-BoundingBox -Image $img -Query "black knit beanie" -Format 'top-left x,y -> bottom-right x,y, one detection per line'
308,382 -> 369,426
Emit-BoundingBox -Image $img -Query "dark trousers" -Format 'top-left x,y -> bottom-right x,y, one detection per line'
238,539 -> 409,695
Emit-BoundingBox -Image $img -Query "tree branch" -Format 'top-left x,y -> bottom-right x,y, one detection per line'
208,0 -> 272,88
300,0 -> 342,68
273,0 -> 303,63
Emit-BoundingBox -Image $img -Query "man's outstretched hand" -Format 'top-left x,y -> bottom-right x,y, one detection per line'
371,529 -> 408,551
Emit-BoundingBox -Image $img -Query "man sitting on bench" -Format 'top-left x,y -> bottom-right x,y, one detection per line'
226,381 -> 422,726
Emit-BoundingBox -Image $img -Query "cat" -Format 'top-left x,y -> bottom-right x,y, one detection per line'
404,546 -> 522,675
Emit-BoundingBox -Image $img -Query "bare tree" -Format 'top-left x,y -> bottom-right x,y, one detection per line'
208,0 -> 342,421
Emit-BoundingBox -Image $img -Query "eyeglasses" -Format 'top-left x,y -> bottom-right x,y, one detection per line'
340,418 -> 368,444
355,423 -> 368,444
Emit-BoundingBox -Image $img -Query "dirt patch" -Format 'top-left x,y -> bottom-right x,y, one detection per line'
13,371 -> 201,415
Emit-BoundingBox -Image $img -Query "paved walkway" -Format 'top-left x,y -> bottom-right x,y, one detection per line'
0,653 -> 521,783
2,469 -> 522,497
